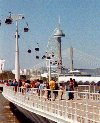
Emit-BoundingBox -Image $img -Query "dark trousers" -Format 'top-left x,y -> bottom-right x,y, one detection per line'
47,90 -> 51,99
68,92 -> 74,100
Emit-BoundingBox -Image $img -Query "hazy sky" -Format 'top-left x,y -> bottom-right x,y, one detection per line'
0,0 -> 100,70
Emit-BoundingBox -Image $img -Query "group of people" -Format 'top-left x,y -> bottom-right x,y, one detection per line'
48,77 -> 78,100
66,78 -> 78,100
4,77 -> 78,100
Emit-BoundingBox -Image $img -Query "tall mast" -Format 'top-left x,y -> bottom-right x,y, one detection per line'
54,18 -> 65,74
70,46 -> 74,71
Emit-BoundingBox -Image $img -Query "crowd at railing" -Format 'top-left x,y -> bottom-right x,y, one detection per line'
3,80 -> 100,123
3,77 -> 100,101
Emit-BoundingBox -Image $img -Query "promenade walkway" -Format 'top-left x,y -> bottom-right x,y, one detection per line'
2,85 -> 100,123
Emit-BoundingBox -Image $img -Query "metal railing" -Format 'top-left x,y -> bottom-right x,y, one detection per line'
2,85 -> 100,123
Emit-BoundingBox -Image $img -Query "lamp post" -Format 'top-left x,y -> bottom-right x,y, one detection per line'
5,14 -> 24,82
47,58 -> 51,82
42,54 -> 51,81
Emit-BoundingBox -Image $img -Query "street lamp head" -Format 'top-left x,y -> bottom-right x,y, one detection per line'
5,13 -> 24,24
11,14 -> 24,21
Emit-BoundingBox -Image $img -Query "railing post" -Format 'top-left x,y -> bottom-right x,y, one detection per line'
89,85 -> 90,93
40,89 -> 42,109
70,100 -> 73,120
92,105 -> 95,122
99,95 -> 100,123
76,88 -> 79,99
99,109 -> 100,123
74,92 -> 77,122
51,90 -> 53,113
65,99 -> 68,119
65,90 -> 68,119
66,90 -> 69,100
88,85 -> 90,100
85,93 -> 88,123
94,85 -> 95,93
58,97 -> 60,116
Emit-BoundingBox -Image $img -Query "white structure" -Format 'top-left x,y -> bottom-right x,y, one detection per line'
58,76 -> 100,83
41,72 -> 48,78
0,59 -> 5,73
3,85 -> 100,123
54,20 -> 65,74
12,69 -> 24,75
10,14 -> 24,82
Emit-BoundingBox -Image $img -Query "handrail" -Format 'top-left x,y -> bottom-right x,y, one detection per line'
2,85 -> 100,123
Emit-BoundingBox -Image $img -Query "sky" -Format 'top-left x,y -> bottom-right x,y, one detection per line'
0,0 -> 100,70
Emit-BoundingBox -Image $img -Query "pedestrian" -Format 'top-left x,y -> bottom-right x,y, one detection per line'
53,83 -> 59,100
59,82 -> 65,100
39,80 -> 45,96
49,78 -> 56,100
68,78 -> 74,100
46,83 -> 51,100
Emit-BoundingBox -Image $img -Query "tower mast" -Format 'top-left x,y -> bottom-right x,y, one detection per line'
54,19 -> 65,74
70,47 -> 74,71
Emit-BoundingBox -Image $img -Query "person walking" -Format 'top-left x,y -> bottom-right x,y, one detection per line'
68,78 -> 74,100
49,78 -> 56,100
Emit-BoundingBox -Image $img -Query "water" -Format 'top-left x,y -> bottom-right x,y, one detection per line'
0,93 -> 34,123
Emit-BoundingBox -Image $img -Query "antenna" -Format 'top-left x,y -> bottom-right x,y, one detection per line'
58,16 -> 61,29
59,16 -> 60,24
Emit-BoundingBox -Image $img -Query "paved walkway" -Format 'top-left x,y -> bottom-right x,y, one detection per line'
28,91 -> 100,123
2,85 -> 100,123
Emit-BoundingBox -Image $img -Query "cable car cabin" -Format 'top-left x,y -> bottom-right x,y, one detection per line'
15,35 -> 20,38
47,56 -> 51,59
36,56 -> 39,59
55,61 -> 57,63
52,54 -> 54,57
52,52 -> 54,57
35,48 -> 39,51
50,62 -> 52,64
42,55 -> 46,59
27,49 -> 31,53
24,27 -> 29,32
5,18 -> 12,24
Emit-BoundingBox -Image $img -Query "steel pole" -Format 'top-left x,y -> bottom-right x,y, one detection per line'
48,59 -> 51,81
15,20 -> 20,81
